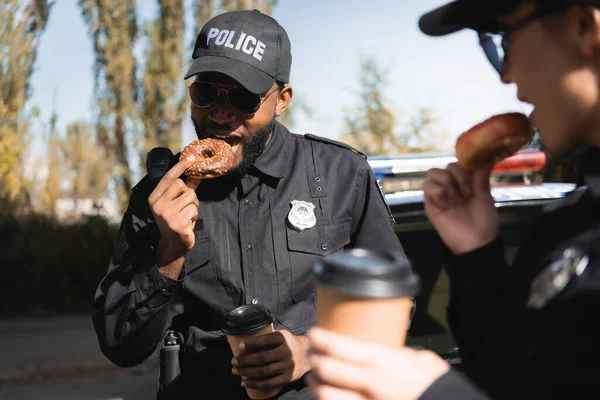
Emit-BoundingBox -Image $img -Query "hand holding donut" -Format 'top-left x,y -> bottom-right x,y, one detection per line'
455,113 -> 534,171
148,155 -> 203,279
423,113 -> 532,254
148,139 -> 235,279
423,162 -> 499,254
180,138 -> 235,179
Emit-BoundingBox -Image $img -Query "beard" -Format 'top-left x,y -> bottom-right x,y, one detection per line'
192,117 -> 276,179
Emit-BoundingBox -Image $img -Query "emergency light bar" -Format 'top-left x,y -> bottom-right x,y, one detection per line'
369,149 -> 547,177
491,148 -> 546,174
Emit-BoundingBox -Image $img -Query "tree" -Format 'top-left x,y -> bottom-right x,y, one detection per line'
36,106 -> 64,216
340,55 -> 448,156
140,0 -> 186,157
79,0 -> 138,206
60,122 -> 116,201
222,0 -> 276,13
402,107 -> 449,153
193,0 -> 215,38
34,118 -> 116,219
0,0 -> 53,213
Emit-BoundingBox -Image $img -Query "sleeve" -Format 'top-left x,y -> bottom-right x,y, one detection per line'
349,162 -> 405,255
442,238 -> 511,370
418,370 -> 491,400
92,178 -> 184,367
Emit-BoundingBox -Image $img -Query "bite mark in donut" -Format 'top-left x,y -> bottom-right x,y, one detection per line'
180,138 -> 235,179
455,113 -> 534,171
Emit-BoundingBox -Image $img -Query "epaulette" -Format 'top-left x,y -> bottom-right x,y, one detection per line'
304,133 -> 367,159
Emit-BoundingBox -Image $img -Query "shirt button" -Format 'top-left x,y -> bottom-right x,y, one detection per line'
159,288 -> 169,296
247,243 -> 254,251
244,199 -> 252,205
321,243 -> 328,251
252,299 -> 258,304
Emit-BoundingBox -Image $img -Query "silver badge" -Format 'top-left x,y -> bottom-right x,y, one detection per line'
527,247 -> 589,310
287,200 -> 316,231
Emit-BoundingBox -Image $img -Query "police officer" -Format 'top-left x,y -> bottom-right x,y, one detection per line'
92,9 -> 404,399
307,1 -> 600,399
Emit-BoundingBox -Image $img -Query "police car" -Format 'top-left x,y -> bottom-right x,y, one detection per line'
368,150 -> 577,365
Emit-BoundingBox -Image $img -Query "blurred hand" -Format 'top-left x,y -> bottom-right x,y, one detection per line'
148,155 -> 202,274
307,327 -> 450,400
422,162 -> 499,254
232,330 -> 311,390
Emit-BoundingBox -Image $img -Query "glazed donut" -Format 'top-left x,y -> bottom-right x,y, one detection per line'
455,113 -> 534,171
180,138 -> 235,179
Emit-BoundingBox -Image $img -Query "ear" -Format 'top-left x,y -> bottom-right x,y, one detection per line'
575,6 -> 600,58
275,85 -> 293,118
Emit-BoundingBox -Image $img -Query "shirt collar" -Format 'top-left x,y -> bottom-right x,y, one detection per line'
252,120 -> 290,179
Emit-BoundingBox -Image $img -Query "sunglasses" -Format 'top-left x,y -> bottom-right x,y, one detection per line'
478,5 -> 563,75
189,80 -> 282,114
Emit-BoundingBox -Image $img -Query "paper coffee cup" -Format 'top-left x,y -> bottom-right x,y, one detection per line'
222,304 -> 281,400
313,248 -> 420,348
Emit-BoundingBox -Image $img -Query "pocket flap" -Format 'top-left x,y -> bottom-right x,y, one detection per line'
184,236 -> 212,274
287,219 -> 351,256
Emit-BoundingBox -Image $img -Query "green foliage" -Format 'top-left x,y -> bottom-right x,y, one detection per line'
221,0 -> 276,13
37,113 -> 64,216
193,0 -> 215,33
0,0 -> 53,207
340,55 -> 448,156
79,0 -> 138,205
61,122 -> 116,199
141,0 -> 187,158
0,214 -> 119,315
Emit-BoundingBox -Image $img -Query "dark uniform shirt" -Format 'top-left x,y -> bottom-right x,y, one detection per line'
421,370 -> 490,400
420,146 -> 600,399
93,121 -> 404,399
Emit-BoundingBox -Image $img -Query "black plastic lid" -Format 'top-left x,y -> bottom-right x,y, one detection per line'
221,304 -> 274,336
313,248 -> 421,299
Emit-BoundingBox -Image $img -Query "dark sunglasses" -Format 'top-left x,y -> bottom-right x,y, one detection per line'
478,5 -> 564,75
189,80 -> 282,114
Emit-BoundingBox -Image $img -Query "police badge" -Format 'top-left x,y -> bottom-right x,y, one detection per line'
527,247 -> 589,310
287,200 -> 316,231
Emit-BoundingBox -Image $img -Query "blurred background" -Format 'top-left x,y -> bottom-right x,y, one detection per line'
0,0 -> 579,399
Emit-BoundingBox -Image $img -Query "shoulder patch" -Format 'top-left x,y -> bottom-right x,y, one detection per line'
304,133 -> 367,159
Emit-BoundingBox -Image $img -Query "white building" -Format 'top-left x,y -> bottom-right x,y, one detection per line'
55,197 -> 121,224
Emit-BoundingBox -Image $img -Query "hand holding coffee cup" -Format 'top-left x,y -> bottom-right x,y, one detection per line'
222,304 -> 281,400
313,248 -> 420,348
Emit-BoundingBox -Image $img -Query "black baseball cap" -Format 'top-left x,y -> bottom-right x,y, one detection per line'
419,0 -> 600,36
184,9 -> 292,94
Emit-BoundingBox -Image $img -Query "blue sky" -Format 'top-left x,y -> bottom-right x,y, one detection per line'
29,0 -> 531,176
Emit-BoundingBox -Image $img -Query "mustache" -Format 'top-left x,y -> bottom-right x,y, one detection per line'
193,121 -> 244,140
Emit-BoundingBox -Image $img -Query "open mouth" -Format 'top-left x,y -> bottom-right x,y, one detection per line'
206,132 -> 242,158
206,129 -> 241,146
216,136 -> 240,147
